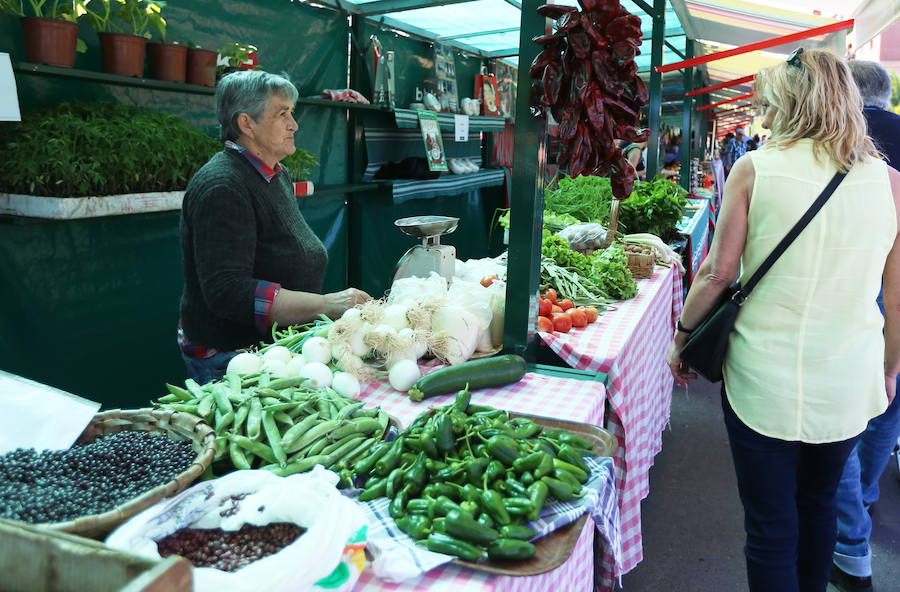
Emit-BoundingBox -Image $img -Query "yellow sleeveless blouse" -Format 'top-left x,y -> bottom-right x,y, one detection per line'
723,140 -> 895,442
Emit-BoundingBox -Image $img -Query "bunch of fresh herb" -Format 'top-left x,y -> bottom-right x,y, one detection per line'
0,102 -> 220,197
589,243 -> 637,300
496,209 -> 580,233
617,175 -> 688,241
544,174 -> 614,225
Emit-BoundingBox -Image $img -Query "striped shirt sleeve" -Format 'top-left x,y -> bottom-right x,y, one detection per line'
254,280 -> 281,335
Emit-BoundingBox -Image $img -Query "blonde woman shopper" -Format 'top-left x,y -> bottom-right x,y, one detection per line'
667,49 -> 900,592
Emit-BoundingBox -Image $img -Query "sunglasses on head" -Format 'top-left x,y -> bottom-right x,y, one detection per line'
786,47 -> 804,69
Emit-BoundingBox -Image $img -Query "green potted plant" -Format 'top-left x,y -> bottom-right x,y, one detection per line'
81,0 -> 166,77
0,0 -> 87,67
216,41 -> 259,79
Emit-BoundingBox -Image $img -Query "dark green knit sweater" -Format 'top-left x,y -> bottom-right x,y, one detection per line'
179,148 -> 327,351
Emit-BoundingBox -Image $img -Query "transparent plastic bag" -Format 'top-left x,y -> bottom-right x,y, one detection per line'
556,223 -> 608,253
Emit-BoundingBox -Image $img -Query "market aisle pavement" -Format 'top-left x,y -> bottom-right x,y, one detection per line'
619,376 -> 900,592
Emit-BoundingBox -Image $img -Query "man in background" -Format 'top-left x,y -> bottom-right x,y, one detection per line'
722,126 -> 749,178
830,59 -> 900,592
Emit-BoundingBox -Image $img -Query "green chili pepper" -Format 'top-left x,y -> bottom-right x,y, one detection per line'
435,463 -> 467,484
466,457 -> 490,484
426,532 -> 483,562
534,452 -> 555,480
460,484 -> 482,505
432,495 -> 468,518
466,404 -> 497,415
511,421 -> 542,439
477,512 -> 495,529
404,452 -> 428,494
487,538 -> 536,561
487,435 -> 520,467
541,476 -> 576,501
502,496 -> 533,517
460,500 -> 480,516
395,514 -> 431,540
374,438 -> 403,476
480,489 -> 511,526
521,471 -> 535,486
558,443 -> 591,473
433,413 -> 454,453
407,433 -> 439,458
512,451 -> 545,474
353,440 -> 391,476
424,483 -> 458,500
473,443 -> 490,457
389,486 -> 410,519
445,509 -> 499,545
554,468 -> 584,493
556,431 -> 594,450
431,517 -> 447,534
484,460 -> 505,485
451,387 -> 471,413
526,481 -> 549,521
504,477 -> 528,497
386,467 -> 405,499
552,458 -> 589,483
364,474 -> 381,489
499,524 -> 536,540
407,498 -> 432,516
359,478 -> 388,501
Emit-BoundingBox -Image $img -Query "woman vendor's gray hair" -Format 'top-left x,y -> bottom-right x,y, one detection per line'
216,70 -> 299,142
847,60 -> 891,110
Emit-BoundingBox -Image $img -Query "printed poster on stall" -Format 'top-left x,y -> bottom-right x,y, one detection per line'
417,110 -> 448,172
495,60 -> 517,120
433,42 -> 459,113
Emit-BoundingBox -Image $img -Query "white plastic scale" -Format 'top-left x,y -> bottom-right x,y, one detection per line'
389,215 -> 459,285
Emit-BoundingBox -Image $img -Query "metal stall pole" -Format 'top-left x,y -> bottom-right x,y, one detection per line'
679,39 -> 694,192
645,0 -> 666,179
502,0 -> 547,360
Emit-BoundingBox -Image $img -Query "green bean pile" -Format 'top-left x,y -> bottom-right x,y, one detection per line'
154,374 -> 390,486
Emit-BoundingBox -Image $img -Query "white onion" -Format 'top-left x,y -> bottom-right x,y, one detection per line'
262,345 -> 293,364
388,359 -> 421,392
226,352 -> 264,375
341,306 -> 363,326
261,359 -> 289,378
381,304 -> 410,331
302,336 -> 332,364
331,371 -> 361,398
285,355 -> 307,377
299,362 -> 333,388
349,322 -> 373,357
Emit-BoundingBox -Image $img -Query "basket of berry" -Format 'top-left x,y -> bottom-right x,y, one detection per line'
0,408 -> 216,539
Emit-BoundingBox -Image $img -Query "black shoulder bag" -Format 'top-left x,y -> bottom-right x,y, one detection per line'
679,171 -> 847,382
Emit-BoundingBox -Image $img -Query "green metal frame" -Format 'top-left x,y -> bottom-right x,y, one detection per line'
645,0 -> 666,179
502,0 -> 546,361
679,39 -> 694,191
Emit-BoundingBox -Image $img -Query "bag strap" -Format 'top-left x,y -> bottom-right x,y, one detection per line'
735,171 -> 847,302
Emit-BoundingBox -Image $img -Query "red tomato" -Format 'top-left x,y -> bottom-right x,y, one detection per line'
480,274 -> 499,287
558,298 -> 574,311
544,288 -> 558,304
537,316 -> 554,333
552,314 -> 572,333
551,304 -> 564,314
538,298 -> 552,317
567,308 -> 588,328
583,306 -> 599,323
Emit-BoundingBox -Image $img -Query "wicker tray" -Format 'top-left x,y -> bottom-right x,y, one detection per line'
623,243 -> 655,279
452,412 -> 616,577
39,408 -> 217,539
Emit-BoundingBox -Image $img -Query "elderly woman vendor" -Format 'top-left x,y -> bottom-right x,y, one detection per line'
178,70 -> 371,383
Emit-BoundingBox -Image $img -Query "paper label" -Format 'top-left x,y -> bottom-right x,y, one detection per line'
0,53 -> 21,122
454,114 -> 468,142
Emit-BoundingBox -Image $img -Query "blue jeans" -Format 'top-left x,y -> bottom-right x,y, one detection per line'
833,391 -> 900,577
181,351 -> 237,385
722,392 -> 861,592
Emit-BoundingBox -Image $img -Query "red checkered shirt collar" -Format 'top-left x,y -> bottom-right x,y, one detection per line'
225,140 -> 284,182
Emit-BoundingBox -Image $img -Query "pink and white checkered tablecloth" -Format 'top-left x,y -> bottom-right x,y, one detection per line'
537,265 -> 684,579
352,368 -> 615,592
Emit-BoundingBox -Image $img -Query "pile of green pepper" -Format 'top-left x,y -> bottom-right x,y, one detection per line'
352,387 -> 597,562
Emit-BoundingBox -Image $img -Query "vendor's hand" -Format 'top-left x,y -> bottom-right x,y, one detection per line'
324,287 -> 372,318
667,343 -> 697,386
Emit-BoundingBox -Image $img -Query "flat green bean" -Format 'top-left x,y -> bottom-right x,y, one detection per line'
262,410 -> 287,468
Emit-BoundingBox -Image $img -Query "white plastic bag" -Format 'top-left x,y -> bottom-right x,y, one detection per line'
105,467 -> 368,592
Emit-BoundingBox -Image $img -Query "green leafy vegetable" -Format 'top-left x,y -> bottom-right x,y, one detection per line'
544,175 -> 614,225
589,243 -> 637,300
617,176 -> 688,240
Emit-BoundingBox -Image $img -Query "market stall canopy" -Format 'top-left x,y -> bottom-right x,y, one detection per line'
668,0 -> 900,103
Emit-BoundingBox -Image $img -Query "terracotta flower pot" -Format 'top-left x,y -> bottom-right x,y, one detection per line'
147,43 -> 187,83
21,17 -> 78,68
99,32 -> 147,77
186,48 -> 217,87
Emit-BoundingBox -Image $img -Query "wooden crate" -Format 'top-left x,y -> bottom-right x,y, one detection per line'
0,518 -> 192,592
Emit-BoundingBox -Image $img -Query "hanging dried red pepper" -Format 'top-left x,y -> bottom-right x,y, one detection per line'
530,0 -> 650,199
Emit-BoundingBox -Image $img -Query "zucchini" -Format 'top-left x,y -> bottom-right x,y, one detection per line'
408,354 -> 527,402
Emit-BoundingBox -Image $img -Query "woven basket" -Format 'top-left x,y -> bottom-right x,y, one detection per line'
623,242 -> 655,279
41,408 -> 216,539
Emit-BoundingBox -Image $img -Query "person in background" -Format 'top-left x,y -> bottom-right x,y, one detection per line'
830,59 -> 900,592
619,138 -> 647,181
723,126 -> 750,177
747,134 -> 760,152
178,70 -> 371,384
667,49 -> 900,592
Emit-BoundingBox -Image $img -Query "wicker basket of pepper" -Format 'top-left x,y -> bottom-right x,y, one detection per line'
0,408 -> 216,540
623,242 -> 655,279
